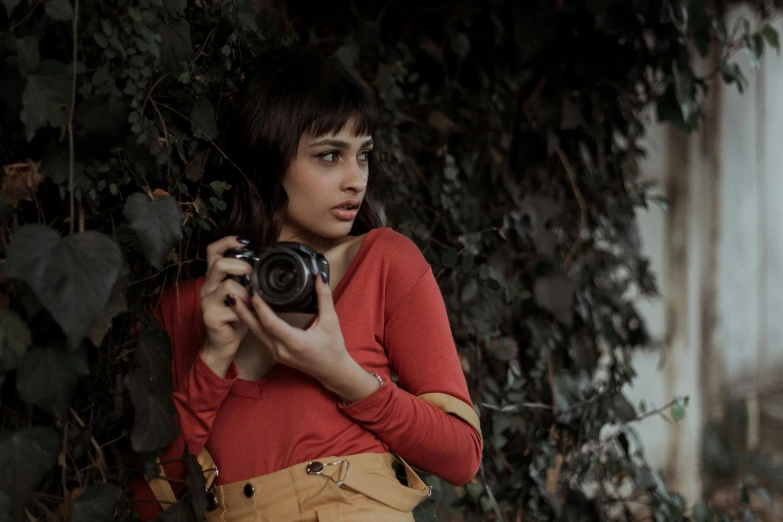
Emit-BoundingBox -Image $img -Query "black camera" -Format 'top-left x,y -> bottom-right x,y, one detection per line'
223,243 -> 329,314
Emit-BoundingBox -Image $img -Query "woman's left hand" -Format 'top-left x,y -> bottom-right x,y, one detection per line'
231,274 -> 355,389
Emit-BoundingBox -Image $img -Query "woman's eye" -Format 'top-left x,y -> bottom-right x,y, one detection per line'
359,150 -> 373,161
319,152 -> 339,162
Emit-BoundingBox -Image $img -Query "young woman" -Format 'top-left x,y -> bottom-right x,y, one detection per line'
130,46 -> 482,522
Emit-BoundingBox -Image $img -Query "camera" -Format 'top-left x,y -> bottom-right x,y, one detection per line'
223,243 -> 329,314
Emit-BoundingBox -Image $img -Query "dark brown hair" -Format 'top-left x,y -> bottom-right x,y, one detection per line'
221,46 -> 384,247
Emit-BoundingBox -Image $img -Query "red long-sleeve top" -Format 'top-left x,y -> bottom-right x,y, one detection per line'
129,227 -> 482,520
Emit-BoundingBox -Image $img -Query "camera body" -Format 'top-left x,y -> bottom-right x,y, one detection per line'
223,243 -> 329,314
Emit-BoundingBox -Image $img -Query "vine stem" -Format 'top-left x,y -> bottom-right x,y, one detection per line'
67,0 -> 80,235
556,146 -> 587,269
155,102 -> 247,181
547,347 -> 557,437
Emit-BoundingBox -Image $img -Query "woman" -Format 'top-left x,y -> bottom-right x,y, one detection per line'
130,46 -> 482,522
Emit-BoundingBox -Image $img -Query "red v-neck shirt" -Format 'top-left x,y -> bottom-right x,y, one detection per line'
130,227 -> 482,520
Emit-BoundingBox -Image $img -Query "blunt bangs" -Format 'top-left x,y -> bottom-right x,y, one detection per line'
238,48 -> 378,168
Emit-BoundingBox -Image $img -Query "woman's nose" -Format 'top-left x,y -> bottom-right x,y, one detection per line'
342,161 -> 368,193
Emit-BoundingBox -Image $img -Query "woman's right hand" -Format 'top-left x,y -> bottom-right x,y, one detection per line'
199,236 -> 254,374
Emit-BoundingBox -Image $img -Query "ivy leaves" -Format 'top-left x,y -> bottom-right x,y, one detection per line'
4,225 -> 122,347
656,5 -> 780,130
17,347 -> 89,419
0,427 -> 59,518
123,193 -> 184,269
126,326 -> 179,453
14,37 -> 76,142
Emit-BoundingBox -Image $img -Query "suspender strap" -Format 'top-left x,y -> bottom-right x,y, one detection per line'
147,446 -> 216,510
417,392 -> 483,443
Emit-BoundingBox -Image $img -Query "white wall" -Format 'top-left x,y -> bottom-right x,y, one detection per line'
624,12 -> 783,504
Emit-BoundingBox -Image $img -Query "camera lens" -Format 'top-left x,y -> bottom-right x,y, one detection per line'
268,260 -> 297,292
257,253 -> 305,304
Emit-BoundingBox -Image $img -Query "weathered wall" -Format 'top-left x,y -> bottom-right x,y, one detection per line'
624,10 -> 783,505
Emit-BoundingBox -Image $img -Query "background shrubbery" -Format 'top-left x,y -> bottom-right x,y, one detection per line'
0,0 -> 780,520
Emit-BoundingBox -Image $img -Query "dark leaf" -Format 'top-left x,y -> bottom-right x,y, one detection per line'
672,62 -> 692,122
762,25 -> 780,54
236,1 -> 257,32
135,328 -> 173,392
689,0 -> 712,57
622,426 -> 645,458
488,336 -> 518,361
163,0 -> 186,17
189,99 -> 219,140
87,263 -> 129,347
533,270 -> 575,327
74,94 -> 130,147
156,497 -> 198,522
692,502 -> 712,522
157,20 -> 192,75
440,248 -> 458,268
449,32 -> 470,58
20,60 -> 73,141
0,490 -> 9,521
656,84 -> 698,132
612,393 -> 637,423
125,368 -> 179,452
4,225 -> 122,347
40,147 -> 90,191
2,0 -> 22,16
0,427 -> 59,515
44,0 -> 73,20
719,61 -> 747,93
123,193 -> 183,269
16,346 -> 89,419
15,37 -> 40,74
0,310 -> 31,371
70,483 -> 118,522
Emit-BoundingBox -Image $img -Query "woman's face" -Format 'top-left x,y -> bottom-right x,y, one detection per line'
280,118 -> 373,247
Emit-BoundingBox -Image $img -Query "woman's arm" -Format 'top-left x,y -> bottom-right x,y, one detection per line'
339,266 -> 483,486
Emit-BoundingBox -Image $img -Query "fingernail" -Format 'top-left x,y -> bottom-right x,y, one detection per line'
237,237 -> 250,245
241,274 -> 251,286
320,270 -> 329,284
248,286 -> 254,297
224,293 -> 236,307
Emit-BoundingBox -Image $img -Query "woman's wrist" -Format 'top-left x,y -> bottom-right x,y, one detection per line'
200,343 -> 234,378
320,355 -> 382,404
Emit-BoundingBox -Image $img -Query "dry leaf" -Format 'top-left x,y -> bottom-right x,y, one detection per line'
2,160 -> 45,207
427,111 -> 457,135
185,151 -> 208,182
545,453 -> 564,494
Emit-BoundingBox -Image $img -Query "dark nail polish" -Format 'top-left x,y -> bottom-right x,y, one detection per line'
224,294 -> 236,307
237,237 -> 250,245
321,270 -> 329,284
241,274 -> 251,286
248,286 -> 254,297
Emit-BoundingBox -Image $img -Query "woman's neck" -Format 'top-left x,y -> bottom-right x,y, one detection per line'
278,225 -> 345,253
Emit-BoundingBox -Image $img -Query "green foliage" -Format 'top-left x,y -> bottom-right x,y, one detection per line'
0,0 -> 778,521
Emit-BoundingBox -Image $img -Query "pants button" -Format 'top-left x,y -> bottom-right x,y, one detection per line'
306,461 -> 324,474
244,483 -> 255,498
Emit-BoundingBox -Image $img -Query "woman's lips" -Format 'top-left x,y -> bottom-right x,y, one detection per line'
331,207 -> 359,220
